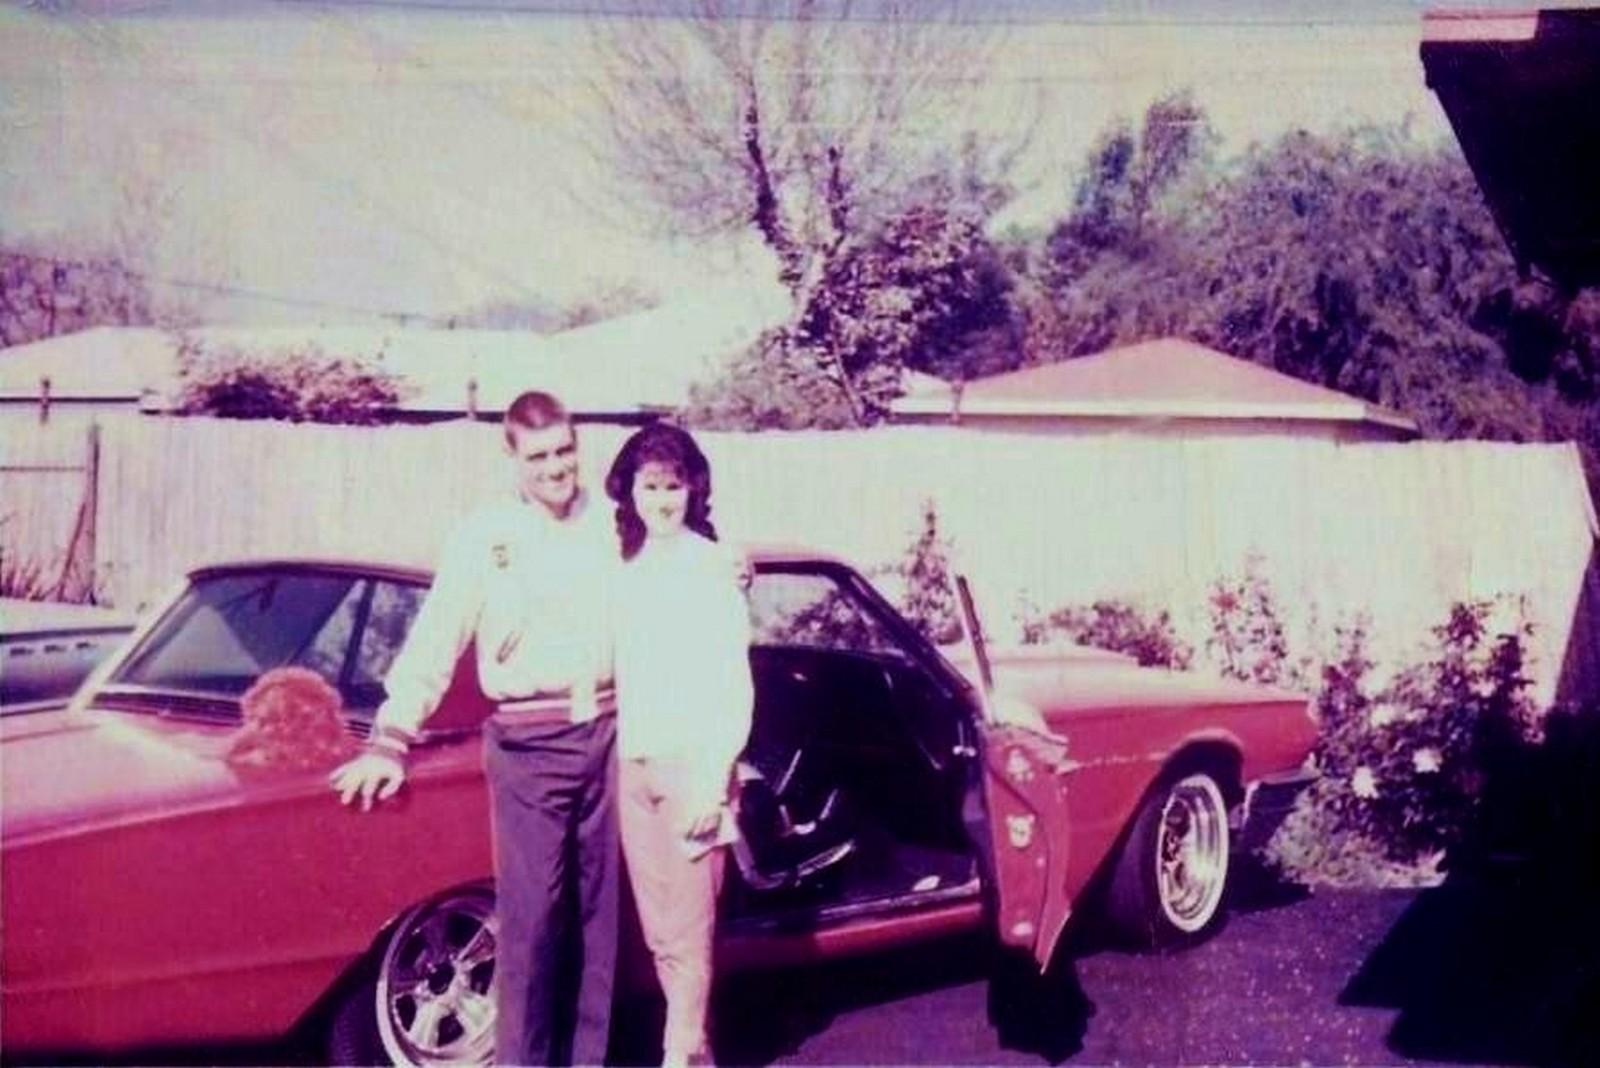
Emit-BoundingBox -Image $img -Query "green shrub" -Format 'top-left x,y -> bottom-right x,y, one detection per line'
1018,596 -> 1194,669
0,515 -> 104,604
0,541 -> 55,600
682,329 -> 865,431
175,338 -> 405,425
1205,553 -> 1313,689
887,502 -> 963,646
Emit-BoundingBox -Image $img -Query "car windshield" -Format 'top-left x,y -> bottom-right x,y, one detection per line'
108,569 -> 426,718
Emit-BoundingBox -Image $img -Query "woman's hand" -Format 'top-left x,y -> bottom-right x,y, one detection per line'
680,807 -> 722,841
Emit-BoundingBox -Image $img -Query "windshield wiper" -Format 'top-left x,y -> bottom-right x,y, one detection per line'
90,685 -> 242,720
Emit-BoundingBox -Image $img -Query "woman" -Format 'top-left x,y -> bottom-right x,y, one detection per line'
604,423 -> 753,1068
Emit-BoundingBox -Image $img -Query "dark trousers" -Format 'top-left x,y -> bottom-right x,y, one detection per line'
484,714 -> 618,1067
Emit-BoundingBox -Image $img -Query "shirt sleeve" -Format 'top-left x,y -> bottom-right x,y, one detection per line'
371,521 -> 484,739
688,550 -> 755,811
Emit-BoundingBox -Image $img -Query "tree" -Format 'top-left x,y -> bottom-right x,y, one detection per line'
1016,92 -> 1215,361
891,501 -> 961,645
579,3 -> 1032,427
0,249 -> 156,348
1,137 -> 218,347
1046,90 -> 1214,278
1024,114 -> 1600,484
686,188 -> 1022,427
579,1 -> 1026,299
681,327 -> 861,430
795,194 -> 1020,388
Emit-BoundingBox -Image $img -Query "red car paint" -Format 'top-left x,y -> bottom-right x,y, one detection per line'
1,554 -> 1316,1055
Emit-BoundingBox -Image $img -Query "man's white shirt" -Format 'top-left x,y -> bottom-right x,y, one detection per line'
373,490 -> 617,739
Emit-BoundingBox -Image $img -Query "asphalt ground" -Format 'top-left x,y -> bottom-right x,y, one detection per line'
15,861 -> 1598,1066
695,860 -> 1598,1067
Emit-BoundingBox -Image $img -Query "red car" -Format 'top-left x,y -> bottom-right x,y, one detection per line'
1,551 -> 1316,1065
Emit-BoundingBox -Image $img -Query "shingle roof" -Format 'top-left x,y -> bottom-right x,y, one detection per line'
891,337 -> 1418,435
0,280 -> 792,416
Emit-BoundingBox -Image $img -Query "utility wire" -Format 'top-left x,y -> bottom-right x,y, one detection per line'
2,248 -> 435,321
261,0 -> 1425,27
49,12 -> 557,314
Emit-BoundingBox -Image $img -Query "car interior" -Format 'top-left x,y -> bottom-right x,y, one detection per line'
722,637 -> 983,929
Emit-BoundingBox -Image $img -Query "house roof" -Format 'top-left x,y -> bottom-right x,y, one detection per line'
1421,7 -> 1600,290
0,280 -> 792,416
0,326 -> 175,402
890,337 -> 1419,435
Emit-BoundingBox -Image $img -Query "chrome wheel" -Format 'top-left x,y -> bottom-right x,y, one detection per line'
375,888 -> 498,1066
1154,773 -> 1229,934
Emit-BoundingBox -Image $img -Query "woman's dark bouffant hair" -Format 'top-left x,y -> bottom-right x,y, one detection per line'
604,423 -> 718,560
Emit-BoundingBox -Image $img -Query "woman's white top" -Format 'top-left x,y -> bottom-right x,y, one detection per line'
611,531 -> 754,809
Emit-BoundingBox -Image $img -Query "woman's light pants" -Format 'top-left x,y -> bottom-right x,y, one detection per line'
619,757 -> 725,1067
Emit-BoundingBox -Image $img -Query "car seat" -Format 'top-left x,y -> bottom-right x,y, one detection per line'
731,747 -> 856,891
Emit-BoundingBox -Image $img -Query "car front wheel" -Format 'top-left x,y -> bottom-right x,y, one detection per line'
328,885 -> 499,1066
1106,770 -> 1231,949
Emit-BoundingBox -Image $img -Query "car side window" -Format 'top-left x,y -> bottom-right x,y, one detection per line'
295,581 -> 367,682
748,572 -> 906,659
346,581 -> 428,709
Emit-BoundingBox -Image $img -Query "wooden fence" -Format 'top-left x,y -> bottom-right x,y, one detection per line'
0,421 -> 99,600
5,412 -> 1596,704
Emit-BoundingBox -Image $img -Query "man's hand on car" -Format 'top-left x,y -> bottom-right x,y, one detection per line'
330,751 -> 406,812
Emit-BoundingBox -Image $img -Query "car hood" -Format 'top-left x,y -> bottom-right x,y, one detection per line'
949,644 -> 1307,718
0,709 -> 244,844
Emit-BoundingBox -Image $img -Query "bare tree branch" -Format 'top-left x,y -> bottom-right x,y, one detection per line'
575,0 -> 1029,296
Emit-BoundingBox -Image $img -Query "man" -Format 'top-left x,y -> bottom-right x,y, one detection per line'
330,390 -> 619,1067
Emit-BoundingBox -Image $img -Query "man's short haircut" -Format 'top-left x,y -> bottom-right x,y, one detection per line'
503,390 -> 570,445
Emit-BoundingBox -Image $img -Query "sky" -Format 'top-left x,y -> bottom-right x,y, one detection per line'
0,0 -> 1485,326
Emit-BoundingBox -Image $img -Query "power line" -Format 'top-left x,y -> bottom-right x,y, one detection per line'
49,11 -> 557,313
43,0 -> 1428,27
2,248 -> 436,321
270,0 -> 1426,27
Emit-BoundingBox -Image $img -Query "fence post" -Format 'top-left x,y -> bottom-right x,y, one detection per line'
83,421 -> 101,599
52,421 -> 102,602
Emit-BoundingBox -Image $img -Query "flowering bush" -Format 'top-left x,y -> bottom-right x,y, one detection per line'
1018,596 -> 1194,669
226,667 -> 357,772
1267,599 -> 1538,883
1205,553 -> 1312,689
175,338 -> 405,425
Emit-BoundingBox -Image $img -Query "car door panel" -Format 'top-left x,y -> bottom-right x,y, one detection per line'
977,723 -> 1078,969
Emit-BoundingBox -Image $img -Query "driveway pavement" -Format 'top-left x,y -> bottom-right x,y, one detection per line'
18,862 -> 1596,1066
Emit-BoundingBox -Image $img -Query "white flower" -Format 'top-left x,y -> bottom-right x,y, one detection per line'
1368,703 -> 1401,728
1351,766 -> 1379,799
1412,747 -> 1442,774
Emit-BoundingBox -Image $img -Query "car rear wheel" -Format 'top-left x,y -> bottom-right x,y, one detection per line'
328,886 -> 499,1066
1106,770 -> 1230,949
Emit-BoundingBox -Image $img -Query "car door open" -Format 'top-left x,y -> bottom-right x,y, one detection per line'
956,574 -> 1080,971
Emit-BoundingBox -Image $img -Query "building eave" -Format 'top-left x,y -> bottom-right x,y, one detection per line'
889,396 -> 1420,434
